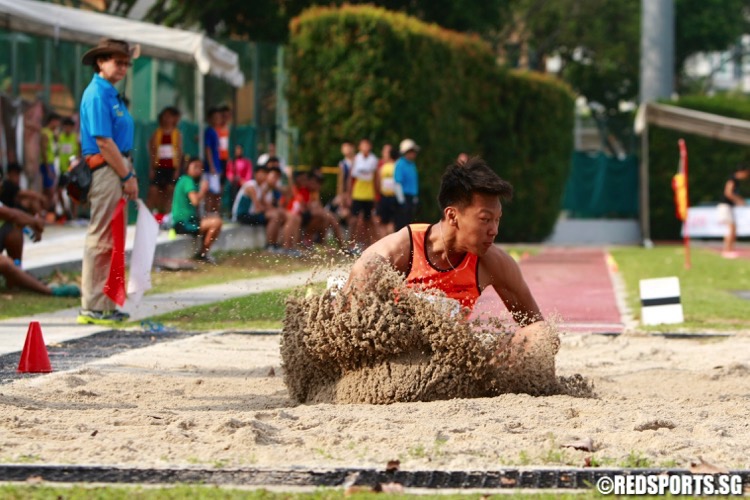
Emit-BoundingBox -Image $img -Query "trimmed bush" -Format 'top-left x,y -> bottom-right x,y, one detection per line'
649,95 -> 750,240
287,5 -> 574,241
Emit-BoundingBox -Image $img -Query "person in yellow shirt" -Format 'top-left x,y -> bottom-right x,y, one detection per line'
348,138 -> 378,249
40,113 -> 61,217
374,144 -> 397,238
57,117 -> 81,219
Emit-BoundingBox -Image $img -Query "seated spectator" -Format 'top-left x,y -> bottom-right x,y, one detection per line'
1,163 -> 47,216
0,201 -> 80,297
172,159 -> 223,264
305,170 -> 347,248
232,164 -> 286,252
226,144 -> 254,202
280,170 -> 310,257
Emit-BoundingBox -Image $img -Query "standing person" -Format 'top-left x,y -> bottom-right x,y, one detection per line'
172,159 -> 223,263
77,39 -> 139,325
394,138 -> 420,231
374,144 -> 398,238
717,165 -> 750,258
40,113 -> 62,218
349,138 -> 378,249
345,157 -> 557,379
330,141 -> 355,227
216,105 -> 232,214
203,107 -> 223,215
57,117 -> 81,219
147,106 -> 182,215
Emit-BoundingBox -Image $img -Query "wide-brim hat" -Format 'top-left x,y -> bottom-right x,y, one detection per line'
82,38 -> 140,66
399,138 -> 420,155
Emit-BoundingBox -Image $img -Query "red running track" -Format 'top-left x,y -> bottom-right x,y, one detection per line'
470,248 -> 624,334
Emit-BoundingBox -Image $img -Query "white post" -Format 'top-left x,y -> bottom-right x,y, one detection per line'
195,67 -> 204,161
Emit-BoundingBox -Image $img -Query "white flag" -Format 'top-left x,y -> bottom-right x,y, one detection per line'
127,200 -> 159,304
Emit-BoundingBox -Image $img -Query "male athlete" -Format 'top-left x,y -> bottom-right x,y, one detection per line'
346,156 -> 558,361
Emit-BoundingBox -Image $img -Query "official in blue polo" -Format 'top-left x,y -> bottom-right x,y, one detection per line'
394,138 -> 420,231
78,39 -> 139,325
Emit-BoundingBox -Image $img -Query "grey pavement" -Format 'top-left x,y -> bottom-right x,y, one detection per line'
0,269 -> 320,356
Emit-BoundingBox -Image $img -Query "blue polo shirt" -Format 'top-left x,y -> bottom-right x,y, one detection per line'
204,127 -> 222,173
394,157 -> 419,196
80,74 -> 134,156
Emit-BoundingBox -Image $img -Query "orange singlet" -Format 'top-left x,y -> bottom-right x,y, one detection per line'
405,223 -> 481,310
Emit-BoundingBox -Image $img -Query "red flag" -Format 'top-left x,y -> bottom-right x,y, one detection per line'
672,173 -> 688,221
103,199 -> 127,306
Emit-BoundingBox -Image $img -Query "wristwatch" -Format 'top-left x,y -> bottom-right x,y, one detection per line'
121,171 -> 135,183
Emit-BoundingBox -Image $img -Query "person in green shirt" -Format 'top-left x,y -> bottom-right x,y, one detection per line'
172,159 -> 223,263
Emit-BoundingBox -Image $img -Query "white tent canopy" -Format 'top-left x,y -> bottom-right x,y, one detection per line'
635,102 -> 750,243
0,0 -> 245,87
635,102 -> 750,146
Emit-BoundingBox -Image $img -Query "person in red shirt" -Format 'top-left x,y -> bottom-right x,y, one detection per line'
280,171 -> 311,257
147,106 -> 182,214
226,144 -> 254,203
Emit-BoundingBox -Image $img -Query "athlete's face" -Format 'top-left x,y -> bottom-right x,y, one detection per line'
452,193 -> 502,256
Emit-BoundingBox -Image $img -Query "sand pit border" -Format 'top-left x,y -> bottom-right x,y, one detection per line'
0,465 -> 748,490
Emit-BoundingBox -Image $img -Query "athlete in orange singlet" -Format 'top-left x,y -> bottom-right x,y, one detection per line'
346,157 -> 557,361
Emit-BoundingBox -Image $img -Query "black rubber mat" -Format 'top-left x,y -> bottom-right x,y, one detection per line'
0,465 -> 748,489
0,329 -> 201,385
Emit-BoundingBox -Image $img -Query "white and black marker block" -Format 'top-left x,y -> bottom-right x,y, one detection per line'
639,277 -> 684,325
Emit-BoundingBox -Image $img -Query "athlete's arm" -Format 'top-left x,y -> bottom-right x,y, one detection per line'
725,179 -> 744,205
479,247 -> 542,326
344,227 -> 411,293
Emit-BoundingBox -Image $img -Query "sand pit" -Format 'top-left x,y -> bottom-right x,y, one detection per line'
280,262 -> 582,404
0,330 -> 749,470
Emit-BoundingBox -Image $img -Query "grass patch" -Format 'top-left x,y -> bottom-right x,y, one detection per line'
611,246 -> 750,331
0,291 -> 77,320
0,250 -> 315,321
149,249 -> 315,294
151,288 -> 295,331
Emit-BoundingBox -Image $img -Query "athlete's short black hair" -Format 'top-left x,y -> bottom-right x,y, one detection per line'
438,157 -> 513,213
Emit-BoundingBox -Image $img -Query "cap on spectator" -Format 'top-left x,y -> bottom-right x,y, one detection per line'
399,138 -> 420,155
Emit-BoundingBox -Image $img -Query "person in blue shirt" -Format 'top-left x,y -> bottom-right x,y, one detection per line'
77,39 -> 139,326
203,107 -> 223,214
394,138 -> 420,231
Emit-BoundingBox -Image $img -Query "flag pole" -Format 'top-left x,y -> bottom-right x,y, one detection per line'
678,138 -> 691,269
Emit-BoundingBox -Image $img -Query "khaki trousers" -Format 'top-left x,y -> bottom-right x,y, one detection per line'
81,166 -> 126,311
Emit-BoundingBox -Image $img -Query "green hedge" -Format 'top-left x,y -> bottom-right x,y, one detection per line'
287,5 -> 574,241
649,95 -> 750,240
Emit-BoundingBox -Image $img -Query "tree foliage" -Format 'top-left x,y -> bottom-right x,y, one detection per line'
508,0 -> 750,150
114,0 -> 509,42
289,5 -> 574,241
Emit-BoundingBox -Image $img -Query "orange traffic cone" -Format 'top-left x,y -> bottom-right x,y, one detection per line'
17,321 -> 52,373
